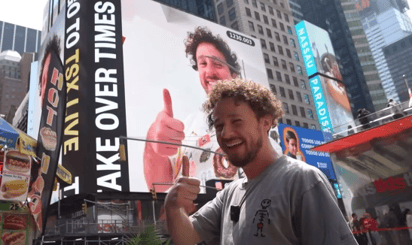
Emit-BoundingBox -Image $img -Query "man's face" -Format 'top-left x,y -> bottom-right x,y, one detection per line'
196,42 -> 237,94
212,98 -> 266,168
287,138 -> 297,156
40,53 -> 52,105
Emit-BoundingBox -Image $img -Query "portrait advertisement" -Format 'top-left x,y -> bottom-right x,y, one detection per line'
121,1 -> 275,192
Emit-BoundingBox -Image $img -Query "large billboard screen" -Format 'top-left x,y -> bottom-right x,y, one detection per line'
278,123 -> 336,180
56,0 -> 273,196
295,21 -> 353,133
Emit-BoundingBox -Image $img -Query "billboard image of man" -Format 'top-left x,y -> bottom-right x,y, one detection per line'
284,129 -> 305,162
144,27 -> 240,192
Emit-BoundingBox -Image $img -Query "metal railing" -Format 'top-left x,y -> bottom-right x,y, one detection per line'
331,100 -> 412,139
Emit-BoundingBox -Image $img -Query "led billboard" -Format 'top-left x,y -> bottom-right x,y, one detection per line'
278,123 -> 336,180
51,0 -> 275,197
295,21 -> 354,134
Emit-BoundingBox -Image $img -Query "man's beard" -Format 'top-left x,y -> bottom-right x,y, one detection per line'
227,135 -> 263,168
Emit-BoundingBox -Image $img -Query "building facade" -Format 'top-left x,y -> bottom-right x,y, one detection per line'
359,0 -> 412,102
0,51 -> 34,119
294,0 -> 381,116
0,21 -> 41,56
214,0 -> 320,129
383,33 -> 412,102
154,0 -> 217,22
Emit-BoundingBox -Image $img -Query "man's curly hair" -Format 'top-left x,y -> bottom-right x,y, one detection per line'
185,26 -> 240,75
203,79 -> 283,130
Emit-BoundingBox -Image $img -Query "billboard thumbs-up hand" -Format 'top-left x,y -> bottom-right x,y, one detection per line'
150,89 -> 185,156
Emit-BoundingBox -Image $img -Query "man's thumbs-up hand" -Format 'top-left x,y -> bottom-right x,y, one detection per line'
150,89 -> 185,156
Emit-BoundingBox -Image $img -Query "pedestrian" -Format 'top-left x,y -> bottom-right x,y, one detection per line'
351,213 -> 368,245
164,79 -> 358,244
357,108 -> 371,130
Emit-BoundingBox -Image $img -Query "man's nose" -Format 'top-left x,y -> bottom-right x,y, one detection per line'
205,64 -> 218,77
220,125 -> 235,139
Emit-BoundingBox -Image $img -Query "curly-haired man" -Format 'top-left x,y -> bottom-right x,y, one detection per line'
143,27 -> 243,192
165,79 -> 357,244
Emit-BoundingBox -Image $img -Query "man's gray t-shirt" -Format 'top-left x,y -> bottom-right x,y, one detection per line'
190,156 -> 357,245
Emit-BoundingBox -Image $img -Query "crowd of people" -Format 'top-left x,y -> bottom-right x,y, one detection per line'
350,209 -> 412,245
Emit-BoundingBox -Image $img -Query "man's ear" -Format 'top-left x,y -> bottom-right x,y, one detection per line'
231,72 -> 239,79
260,115 -> 273,133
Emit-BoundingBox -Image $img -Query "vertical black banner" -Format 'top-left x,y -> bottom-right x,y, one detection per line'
32,48 -> 66,234
62,0 -> 129,198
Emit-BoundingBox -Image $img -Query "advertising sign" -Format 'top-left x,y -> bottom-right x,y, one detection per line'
31,47 -> 66,233
278,124 -> 336,180
57,0 -> 270,196
295,21 -> 353,133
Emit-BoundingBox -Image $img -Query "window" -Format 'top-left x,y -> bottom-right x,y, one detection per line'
270,84 -> 277,94
307,109 -> 314,119
270,42 -> 275,52
260,2 -> 266,11
287,26 -> 293,35
252,0 -> 257,7
281,59 -> 287,70
263,15 -> 269,24
300,107 -> 306,117
258,25 -> 264,34
273,56 -> 279,66
280,1 -> 284,8
280,22 -> 285,31
276,71 -> 283,81
285,119 -> 291,125
301,80 -> 307,89
248,21 -> 255,31
261,39 -> 267,49
231,21 -> 239,30
255,11 -> 261,21
246,7 -> 251,17
264,53 -> 270,63
303,123 -> 309,128
311,124 -> 316,130
293,77 -> 298,87
278,118 -> 283,124
295,121 -> 300,127
297,66 -> 303,75
286,49 -> 291,58
294,52 -> 300,61
226,0 -> 234,7
277,10 -> 282,19
220,16 -> 226,26
229,8 -> 236,21
273,0 -> 277,4
292,105 -> 298,115
267,68 -> 274,79
284,13 -> 289,22
288,89 -> 294,100
290,38 -> 296,47
304,94 -> 310,104
275,32 -> 280,41
272,19 -> 277,28
296,91 -> 302,102
266,28 -> 272,38
218,3 -> 224,15
289,63 -> 295,73
283,102 -> 289,114
283,35 -> 288,45
244,0 -> 249,3
285,74 -> 291,84
269,6 -> 274,15
278,45 -> 284,55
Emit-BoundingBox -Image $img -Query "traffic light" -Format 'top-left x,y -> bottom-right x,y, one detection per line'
150,188 -> 157,200
82,203 -> 87,215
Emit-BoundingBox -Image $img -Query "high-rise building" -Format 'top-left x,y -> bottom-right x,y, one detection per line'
214,0 -> 321,129
359,1 -> 412,102
383,33 -> 412,102
339,0 -> 389,111
0,21 -> 42,56
294,0 -> 382,116
154,0 -> 217,22
0,50 -> 35,119
288,0 -> 303,24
